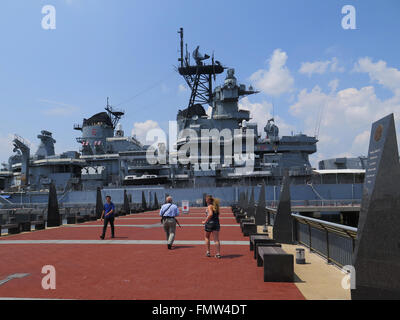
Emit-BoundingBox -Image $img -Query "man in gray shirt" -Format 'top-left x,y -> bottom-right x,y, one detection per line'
159,196 -> 180,250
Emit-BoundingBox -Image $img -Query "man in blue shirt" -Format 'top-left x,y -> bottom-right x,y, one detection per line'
159,196 -> 180,250
100,195 -> 115,240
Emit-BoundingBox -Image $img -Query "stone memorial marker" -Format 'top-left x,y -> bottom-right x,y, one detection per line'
154,193 -> 160,209
123,189 -> 130,214
244,190 -> 249,212
95,187 -> 103,219
239,192 -> 245,209
255,183 -> 266,225
47,183 -> 61,227
352,113 -> 400,300
273,171 -> 293,244
141,191 -> 148,211
248,188 -> 255,217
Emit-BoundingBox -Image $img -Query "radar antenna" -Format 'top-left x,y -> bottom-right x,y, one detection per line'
177,28 -> 225,109
105,97 -> 125,129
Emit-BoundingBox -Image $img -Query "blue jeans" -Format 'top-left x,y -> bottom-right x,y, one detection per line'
102,216 -> 115,238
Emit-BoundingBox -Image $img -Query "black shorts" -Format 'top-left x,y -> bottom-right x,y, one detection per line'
205,220 -> 220,232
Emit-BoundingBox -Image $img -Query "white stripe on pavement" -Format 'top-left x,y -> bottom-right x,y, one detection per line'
0,240 -> 248,245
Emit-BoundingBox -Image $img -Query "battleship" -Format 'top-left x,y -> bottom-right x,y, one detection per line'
2,0 -> 400,303
1,24 -> 399,301
0,29 -> 365,214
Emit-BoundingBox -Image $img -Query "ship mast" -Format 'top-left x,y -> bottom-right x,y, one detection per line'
177,28 -> 225,109
105,97 -> 125,130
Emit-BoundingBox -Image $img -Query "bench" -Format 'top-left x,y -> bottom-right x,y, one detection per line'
20,222 -> 32,232
76,215 -> 85,224
235,213 -> 247,223
240,218 -> 254,227
241,222 -> 257,236
249,234 -> 272,250
0,223 -> 20,235
30,215 -> 45,230
118,209 -> 127,216
257,246 -> 294,282
32,220 -> 46,230
67,214 -> 94,224
253,241 -> 280,259
67,216 -> 77,224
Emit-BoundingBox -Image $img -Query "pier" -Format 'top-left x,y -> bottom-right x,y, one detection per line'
0,207 -> 350,300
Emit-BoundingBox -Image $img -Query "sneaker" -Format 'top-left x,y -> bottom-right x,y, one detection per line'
100,235 -> 104,240
168,244 -> 172,250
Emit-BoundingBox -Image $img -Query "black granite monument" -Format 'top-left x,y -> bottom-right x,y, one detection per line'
154,193 -> 160,209
95,187 -> 103,219
248,188 -> 255,218
255,183 -> 267,226
47,183 -> 61,227
238,192 -> 245,209
352,113 -> 400,300
273,171 -> 293,244
243,190 -> 249,213
123,189 -> 130,215
141,191 -> 148,211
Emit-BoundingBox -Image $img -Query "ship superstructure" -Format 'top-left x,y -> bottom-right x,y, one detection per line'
0,28 -> 365,195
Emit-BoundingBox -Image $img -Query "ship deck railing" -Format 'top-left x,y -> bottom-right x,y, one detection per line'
265,199 -> 361,212
262,208 -> 358,268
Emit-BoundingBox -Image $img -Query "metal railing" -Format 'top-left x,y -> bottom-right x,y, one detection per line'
292,213 -> 357,267
266,199 -> 361,209
264,208 -> 358,267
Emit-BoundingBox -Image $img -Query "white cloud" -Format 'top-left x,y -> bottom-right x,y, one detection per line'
328,79 -> 339,93
239,97 -> 294,137
289,78 -> 400,163
131,120 -> 162,144
178,84 -> 188,93
299,61 -> 330,76
299,57 -> 344,76
354,57 -> 400,96
351,130 -> 370,155
330,57 -> 345,73
249,49 -> 294,96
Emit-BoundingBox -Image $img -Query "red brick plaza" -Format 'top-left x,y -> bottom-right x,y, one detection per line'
0,208 -> 304,300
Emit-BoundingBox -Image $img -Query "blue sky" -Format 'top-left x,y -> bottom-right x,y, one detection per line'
0,0 -> 400,166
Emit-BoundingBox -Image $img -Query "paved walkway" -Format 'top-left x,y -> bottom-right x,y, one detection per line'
0,208 -> 304,300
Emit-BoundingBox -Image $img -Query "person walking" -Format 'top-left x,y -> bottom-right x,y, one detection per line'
100,195 -> 116,240
159,196 -> 180,250
202,195 -> 221,259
